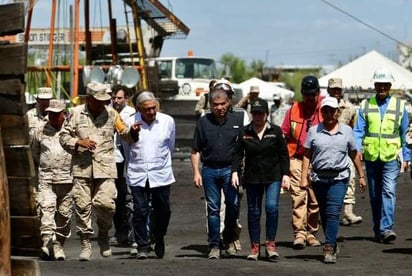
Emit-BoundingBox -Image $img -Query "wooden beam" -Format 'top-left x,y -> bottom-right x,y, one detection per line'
0,131 -> 11,276
10,216 -> 41,257
0,43 -> 27,75
0,3 -> 25,36
0,115 -> 29,145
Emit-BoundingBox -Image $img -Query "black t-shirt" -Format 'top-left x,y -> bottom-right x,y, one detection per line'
192,111 -> 243,168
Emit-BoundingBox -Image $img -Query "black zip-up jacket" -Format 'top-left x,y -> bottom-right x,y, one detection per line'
232,122 -> 290,185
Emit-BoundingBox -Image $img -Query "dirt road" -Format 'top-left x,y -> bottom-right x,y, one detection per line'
39,160 -> 412,275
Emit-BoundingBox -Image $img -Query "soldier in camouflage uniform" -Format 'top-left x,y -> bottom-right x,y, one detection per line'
33,99 -> 72,261
26,87 -> 54,144
59,82 -> 140,261
327,78 -> 363,226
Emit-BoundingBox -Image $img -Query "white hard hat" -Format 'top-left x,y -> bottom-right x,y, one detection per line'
372,67 -> 394,83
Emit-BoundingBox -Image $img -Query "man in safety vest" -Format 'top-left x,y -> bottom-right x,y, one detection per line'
353,67 -> 410,244
281,75 -> 323,249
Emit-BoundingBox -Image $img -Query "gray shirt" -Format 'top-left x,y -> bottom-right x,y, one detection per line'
304,123 -> 356,182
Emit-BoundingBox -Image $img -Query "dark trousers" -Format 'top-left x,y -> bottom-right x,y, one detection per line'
131,181 -> 171,250
113,162 -> 132,243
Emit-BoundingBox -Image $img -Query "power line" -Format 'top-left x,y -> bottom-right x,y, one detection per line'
320,0 -> 411,50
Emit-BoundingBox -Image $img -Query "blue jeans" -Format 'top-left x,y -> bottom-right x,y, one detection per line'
202,166 -> 239,248
246,181 -> 281,244
312,179 -> 348,247
365,160 -> 399,236
130,182 -> 171,250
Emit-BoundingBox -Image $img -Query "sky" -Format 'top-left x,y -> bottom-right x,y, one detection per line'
9,0 -> 412,67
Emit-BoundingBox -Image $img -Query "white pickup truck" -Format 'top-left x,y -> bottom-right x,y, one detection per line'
149,56 -> 218,100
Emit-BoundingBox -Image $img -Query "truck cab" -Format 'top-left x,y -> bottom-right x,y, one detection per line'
149,56 -> 218,100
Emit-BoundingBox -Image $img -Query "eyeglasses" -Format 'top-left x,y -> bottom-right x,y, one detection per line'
213,83 -> 234,94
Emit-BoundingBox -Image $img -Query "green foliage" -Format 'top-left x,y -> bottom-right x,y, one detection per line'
281,69 -> 320,102
220,52 -> 321,102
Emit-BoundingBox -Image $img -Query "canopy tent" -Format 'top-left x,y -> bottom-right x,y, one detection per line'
319,50 -> 412,91
239,77 -> 295,101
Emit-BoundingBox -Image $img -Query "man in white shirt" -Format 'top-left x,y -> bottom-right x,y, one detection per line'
125,91 -> 176,260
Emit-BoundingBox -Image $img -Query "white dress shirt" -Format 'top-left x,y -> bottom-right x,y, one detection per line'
125,112 -> 176,188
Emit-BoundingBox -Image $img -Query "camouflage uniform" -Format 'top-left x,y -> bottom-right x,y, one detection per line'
27,106 -> 48,145
32,122 -> 73,241
59,104 -> 133,236
338,99 -> 358,206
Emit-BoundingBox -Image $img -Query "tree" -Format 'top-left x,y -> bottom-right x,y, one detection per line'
219,53 -> 247,83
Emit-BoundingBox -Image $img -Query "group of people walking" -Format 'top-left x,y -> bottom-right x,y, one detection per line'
28,83 -> 175,261
191,67 -> 409,264
27,66 -> 409,264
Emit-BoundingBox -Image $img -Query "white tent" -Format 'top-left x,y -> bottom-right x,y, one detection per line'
319,50 -> 412,90
239,77 -> 295,101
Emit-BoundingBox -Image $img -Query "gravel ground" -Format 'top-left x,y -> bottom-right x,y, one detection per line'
39,160 -> 412,275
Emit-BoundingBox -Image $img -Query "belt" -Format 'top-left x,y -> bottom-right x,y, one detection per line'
312,168 -> 347,178
312,168 -> 347,174
203,162 -> 232,169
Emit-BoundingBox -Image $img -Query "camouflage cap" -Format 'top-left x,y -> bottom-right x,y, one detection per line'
45,99 -> 66,113
87,82 -> 111,101
328,78 -> 343,89
36,87 -> 53,99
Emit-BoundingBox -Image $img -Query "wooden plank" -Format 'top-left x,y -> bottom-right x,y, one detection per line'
10,216 -> 41,257
0,43 -> 27,75
0,93 -> 27,116
0,131 -> 11,276
0,79 -> 25,97
0,115 -> 29,145
3,146 -> 36,178
11,257 -> 40,276
0,3 -> 25,36
8,176 -> 37,216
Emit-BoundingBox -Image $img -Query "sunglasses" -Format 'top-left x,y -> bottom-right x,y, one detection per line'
213,83 -> 234,94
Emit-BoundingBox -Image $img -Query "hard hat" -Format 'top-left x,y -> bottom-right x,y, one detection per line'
372,67 -> 394,83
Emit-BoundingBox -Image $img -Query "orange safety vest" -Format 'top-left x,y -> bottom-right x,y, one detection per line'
286,101 -> 323,158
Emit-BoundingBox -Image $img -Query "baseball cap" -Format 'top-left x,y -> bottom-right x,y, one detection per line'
36,87 -> 53,99
321,96 -> 339,109
249,85 -> 260,93
87,82 -> 111,101
328,78 -> 343,89
250,98 -> 269,113
45,99 -> 66,113
301,75 -> 320,95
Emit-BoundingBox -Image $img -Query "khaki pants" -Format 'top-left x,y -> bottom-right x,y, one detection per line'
37,181 -> 74,239
289,158 -> 319,239
72,177 -> 116,235
343,162 -> 356,205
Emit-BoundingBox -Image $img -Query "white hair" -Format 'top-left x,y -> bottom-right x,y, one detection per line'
135,91 -> 156,106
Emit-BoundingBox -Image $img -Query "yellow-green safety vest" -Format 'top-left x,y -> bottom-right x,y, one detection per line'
361,96 -> 404,162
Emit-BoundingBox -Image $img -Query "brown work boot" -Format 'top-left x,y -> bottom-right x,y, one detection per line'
293,236 -> 306,249
79,234 -> 92,261
306,234 -> 321,247
98,231 -> 112,257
